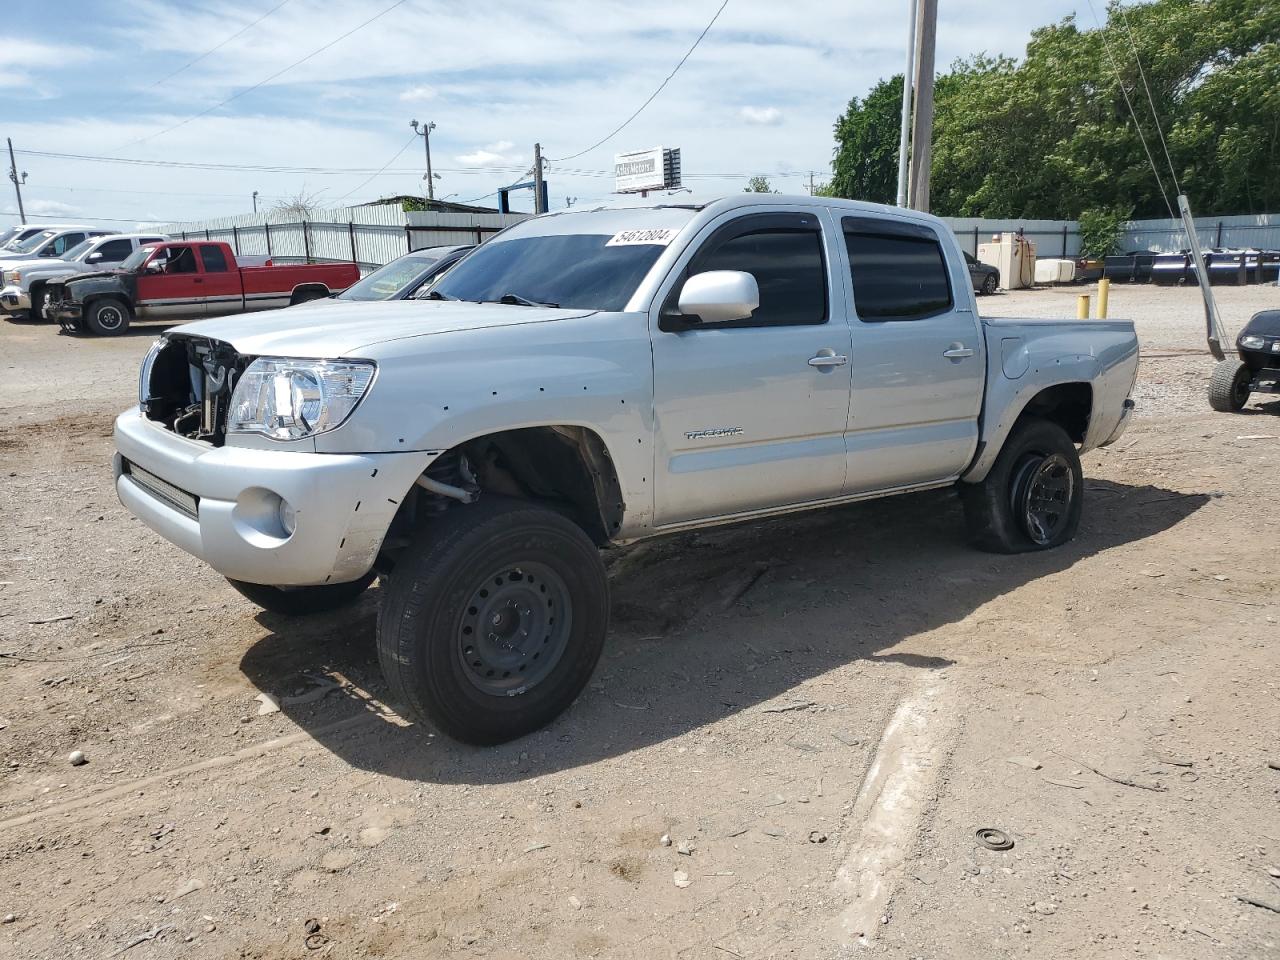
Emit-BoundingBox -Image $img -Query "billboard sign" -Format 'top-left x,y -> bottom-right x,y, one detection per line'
614,147 -> 668,193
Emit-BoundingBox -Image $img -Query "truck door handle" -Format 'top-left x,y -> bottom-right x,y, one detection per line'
942,344 -> 974,359
808,351 -> 849,368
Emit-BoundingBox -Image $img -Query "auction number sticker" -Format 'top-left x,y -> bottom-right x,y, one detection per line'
606,228 -> 679,247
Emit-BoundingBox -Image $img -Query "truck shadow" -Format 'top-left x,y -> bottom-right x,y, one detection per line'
238,479 -> 1208,784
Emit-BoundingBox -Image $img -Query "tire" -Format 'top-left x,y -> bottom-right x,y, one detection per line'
85,298 -> 132,336
29,285 -> 48,322
960,418 -> 1084,554
227,571 -> 376,616
981,273 -> 998,295
1207,358 -> 1250,413
291,288 -> 328,305
377,497 -> 609,745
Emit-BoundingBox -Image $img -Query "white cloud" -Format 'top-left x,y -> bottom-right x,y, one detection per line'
398,85 -> 437,102
739,106 -> 783,126
0,38 -> 94,91
26,200 -> 83,218
456,141 -> 522,167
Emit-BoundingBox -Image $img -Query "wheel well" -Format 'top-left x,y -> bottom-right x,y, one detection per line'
1016,382 -> 1092,442
388,427 -> 624,555
290,284 -> 330,304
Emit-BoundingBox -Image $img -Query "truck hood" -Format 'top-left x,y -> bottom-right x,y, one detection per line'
171,300 -> 599,357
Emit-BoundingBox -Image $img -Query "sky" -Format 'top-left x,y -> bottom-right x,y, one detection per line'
2,0 -> 1101,229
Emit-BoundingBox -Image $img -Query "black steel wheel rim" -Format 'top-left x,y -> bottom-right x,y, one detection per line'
97,305 -> 123,330
457,561 -> 571,697
1233,368 -> 1250,404
1011,452 -> 1074,545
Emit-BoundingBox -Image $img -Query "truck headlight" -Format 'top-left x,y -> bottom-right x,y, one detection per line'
7,269 -> 19,283
1240,335 -> 1267,350
138,339 -> 165,408
227,358 -> 376,441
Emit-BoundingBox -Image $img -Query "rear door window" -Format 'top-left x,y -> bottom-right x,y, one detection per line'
96,239 -> 134,262
842,217 -> 953,321
199,245 -> 229,273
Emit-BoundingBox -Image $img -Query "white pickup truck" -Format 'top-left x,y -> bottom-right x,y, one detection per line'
114,195 -> 1137,744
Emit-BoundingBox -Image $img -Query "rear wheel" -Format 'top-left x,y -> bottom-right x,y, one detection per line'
85,298 -> 132,336
961,418 -> 1083,553
377,497 -> 608,745
1207,358 -> 1250,412
228,571 -> 376,616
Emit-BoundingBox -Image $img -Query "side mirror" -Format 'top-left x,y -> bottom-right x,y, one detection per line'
86,252 -> 102,262
676,270 -> 759,325
145,260 -> 165,274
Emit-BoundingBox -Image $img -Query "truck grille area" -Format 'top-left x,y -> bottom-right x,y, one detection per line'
142,336 -> 249,447
121,460 -> 199,519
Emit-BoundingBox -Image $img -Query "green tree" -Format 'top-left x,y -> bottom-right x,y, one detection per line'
829,0 -> 1280,218
829,76 -> 904,203
743,175 -> 779,193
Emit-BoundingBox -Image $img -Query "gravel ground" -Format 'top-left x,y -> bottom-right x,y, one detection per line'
1,284 -> 1278,959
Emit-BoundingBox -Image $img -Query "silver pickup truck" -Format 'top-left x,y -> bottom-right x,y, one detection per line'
114,195 -> 1137,743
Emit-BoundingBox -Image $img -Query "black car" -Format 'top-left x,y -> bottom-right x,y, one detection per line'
1209,310 -> 1280,412
318,244 -> 474,304
963,251 -> 1000,295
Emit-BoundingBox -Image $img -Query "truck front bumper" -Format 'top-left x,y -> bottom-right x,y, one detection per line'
113,408 -> 431,586
0,285 -> 29,314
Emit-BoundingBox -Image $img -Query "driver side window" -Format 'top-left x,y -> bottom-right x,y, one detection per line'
164,247 -> 198,274
669,213 -> 828,328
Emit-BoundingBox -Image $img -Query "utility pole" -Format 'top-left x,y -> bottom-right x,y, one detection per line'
907,0 -> 937,212
808,171 -> 815,196
7,138 -> 28,224
533,143 -> 545,214
410,119 -> 436,203
252,190 -> 259,213
895,0 -> 918,207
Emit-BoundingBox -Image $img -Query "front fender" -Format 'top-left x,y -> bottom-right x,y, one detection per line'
66,274 -> 134,305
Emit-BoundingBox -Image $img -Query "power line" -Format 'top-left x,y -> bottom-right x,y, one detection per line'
118,0 -> 411,148
1084,0 -> 1175,219
147,0 -> 294,88
1114,1 -> 1182,197
333,134 -> 419,202
551,0 -> 731,162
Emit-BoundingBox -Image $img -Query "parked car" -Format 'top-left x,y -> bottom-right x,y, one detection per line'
0,226 -> 112,270
963,251 -> 1000,294
113,194 -> 1137,744
312,245 -> 474,304
1208,310 -> 1280,412
47,240 -> 360,335
1,232 -> 168,321
0,222 -> 100,252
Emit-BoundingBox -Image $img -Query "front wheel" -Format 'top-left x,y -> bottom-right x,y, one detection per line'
981,273 -> 998,295
377,497 -> 609,745
1207,358 -> 1250,413
85,298 -> 132,336
228,571 -> 376,616
960,418 -> 1083,554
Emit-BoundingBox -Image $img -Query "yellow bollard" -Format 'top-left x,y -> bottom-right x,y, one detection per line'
1077,295 -> 1090,320
1097,278 -> 1110,319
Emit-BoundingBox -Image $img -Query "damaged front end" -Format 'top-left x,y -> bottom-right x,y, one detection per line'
140,336 -> 250,446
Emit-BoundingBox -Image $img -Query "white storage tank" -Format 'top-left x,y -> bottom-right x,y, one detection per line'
1035,258 -> 1077,284
978,233 -> 1037,290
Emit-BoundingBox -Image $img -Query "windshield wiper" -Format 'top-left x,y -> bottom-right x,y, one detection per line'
495,292 -> 559,308
420,289 -> 457,301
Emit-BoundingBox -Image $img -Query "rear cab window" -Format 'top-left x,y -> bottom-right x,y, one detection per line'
199,245 -> 229,273
841,216 -> 953,322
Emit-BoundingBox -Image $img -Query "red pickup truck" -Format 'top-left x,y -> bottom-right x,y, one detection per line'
47,241 -> 359,336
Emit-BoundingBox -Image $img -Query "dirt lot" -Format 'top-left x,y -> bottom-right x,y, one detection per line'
1,283 -> 1278,960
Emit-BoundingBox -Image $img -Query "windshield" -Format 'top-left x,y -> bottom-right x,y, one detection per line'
12,230 -> 56,254
120,245 -> 159,271
61,239 -> 95,261
339,253 -> 438,301
430,233 -> 668,311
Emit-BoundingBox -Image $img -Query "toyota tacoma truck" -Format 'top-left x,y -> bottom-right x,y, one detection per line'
113,195 -> 1138,744
48,240 -> 359,336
